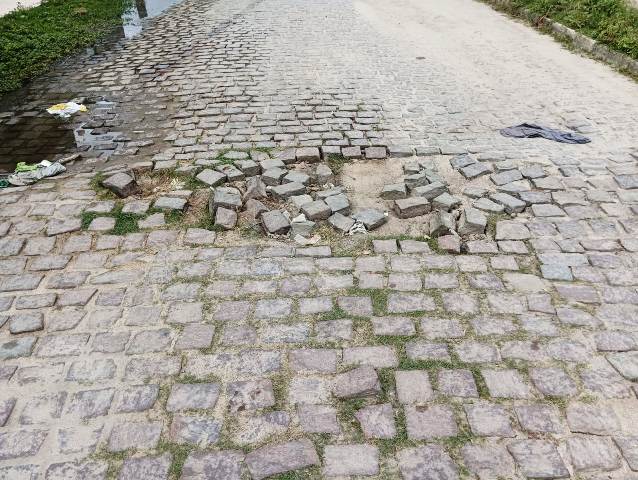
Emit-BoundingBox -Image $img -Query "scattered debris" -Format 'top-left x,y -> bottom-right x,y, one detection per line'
500,123 -> 591,144
46,102 -> 88,118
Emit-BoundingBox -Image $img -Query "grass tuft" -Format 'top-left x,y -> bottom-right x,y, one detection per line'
0,0 -> 133,94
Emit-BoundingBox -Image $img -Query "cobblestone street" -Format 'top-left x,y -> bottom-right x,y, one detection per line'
2,0 -> 638,478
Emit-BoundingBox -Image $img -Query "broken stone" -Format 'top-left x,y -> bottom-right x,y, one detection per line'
315,164 -> 334,184
244,176 -> 267,201
216,164 -> 244,182
236,160 -> 260,176
461,162 -> 492,179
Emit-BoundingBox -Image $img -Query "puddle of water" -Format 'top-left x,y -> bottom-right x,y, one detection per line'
0,115 -> 76,173
121,0 -> 183,38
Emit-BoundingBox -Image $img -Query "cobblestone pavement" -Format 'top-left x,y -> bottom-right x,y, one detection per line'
3,0 -> 638,478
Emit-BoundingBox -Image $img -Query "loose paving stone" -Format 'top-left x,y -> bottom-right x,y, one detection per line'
507,440 -> 569,479
352,208 -> 387,230
323,444 -> 380,476
261,210 -> 291,234
245,439 -> 319,480
394,197 -> 430,218
102,172 -> 139,197
397,445 -> 459,480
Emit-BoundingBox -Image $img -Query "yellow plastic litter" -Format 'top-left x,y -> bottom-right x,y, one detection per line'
46,102 -> 88,118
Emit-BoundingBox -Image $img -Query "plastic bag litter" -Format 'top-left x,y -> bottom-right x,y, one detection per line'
347,221 -> 367,235
7,162 -> 66,186
46,102 -> 88,118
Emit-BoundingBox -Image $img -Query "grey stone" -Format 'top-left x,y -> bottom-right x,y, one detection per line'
325,193 -> 350,215
395,370 -> 433,404
227,379 -> 275,413
353,208 -> 387,230
302,200 -> 332,220
181,451 -> 244,480
196,169 -> 226,187
429,211 -> 455,237
0,429 -> 47,460
566,403 -> 620,435
0,398 -> 16,426
261,210 -> 291,235
438,369 -> 478,397
215,207 -> 237,230
607,351 -> 638,380
397,445 -> 459,480
167,383 -> 220,412
432,192 -> 461,211
261,168 -> 286,185
112,385 -> 158,413
356,403 -> 396,439
413,181 -> 447,199
153,196 -> 187,211
296,147 -> 320,162
323,444 -> 379,476
170,415 -> 222,446
567,436 -> 622,472
118,453 -> 171,480
333,366 -> 381,398
244,176 -> 268,201
9,313 -> 43,334
271,182 -> 306,200
102,172 -> 139,197
405,404 -> 457,440
507,440 -> 569,479
462,444 -> 516,480
108,421 -> 162,451
298,404 -> 340,434
315,164 -> 334,184
458,207 -> 487,235
465,402 -> 514,437
394,197 -> 430,218
482,369 -> 533,398
381,183 -> 408,199
495,220 -> 530,240
46,461 -> 108,480
245,439 -> 319,480
490,192 -> 526,213
328,212 -> 354,232
460,162 -> 492,179
0,337 -> 36,360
